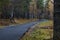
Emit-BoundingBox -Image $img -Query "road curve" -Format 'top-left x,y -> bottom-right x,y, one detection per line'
0,19 -> 48,40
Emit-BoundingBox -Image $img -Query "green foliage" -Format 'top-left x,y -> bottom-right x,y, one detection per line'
0,0 -> 10,12
37,0 -> 50,9
45,0 -> 50,8
37,0 -> 44,9
20,0 -> 32,13
31,29 -> 50,40
0,0 -> 9,7
0,0 -> 9,3
22,29 -> 51,40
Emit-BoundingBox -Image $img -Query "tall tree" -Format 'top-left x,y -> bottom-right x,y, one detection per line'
19,0 -> 31,19
0,0 -> 10,18
37,0 -> 44,10
11,0 -> 31,19
37,0 -> 44,19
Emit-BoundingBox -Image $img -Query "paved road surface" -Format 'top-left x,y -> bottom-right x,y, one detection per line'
0,19 -> 48,40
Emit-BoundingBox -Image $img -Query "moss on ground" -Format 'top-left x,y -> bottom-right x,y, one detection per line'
21,20 -> 53,40
21,28 -> 53,40
39,20 -> 53,27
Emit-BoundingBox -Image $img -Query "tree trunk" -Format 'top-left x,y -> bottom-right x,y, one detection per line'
10,6 -> 15,23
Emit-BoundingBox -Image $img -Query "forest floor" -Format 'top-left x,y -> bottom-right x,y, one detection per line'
15,18 -> 38,24
0,18 -> 38,28
20,20 -> 53,40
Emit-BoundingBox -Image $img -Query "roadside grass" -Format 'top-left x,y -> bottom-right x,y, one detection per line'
20,20 -> 53,40
15,18 -> 38,24
21,28 -> 53,40
0,26 -> 4,28
0,19 -> 29,28
0,19 -> 11,28
15,19 -> 30,24
0,19 -> 38,28
39,20 -> 53,27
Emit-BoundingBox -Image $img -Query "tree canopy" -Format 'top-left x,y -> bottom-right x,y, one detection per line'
37,0 -> 44,9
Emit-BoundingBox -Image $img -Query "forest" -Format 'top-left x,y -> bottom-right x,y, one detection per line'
0,0 -> 53,18
0,0 -> 53,23
0,0 -> 54,40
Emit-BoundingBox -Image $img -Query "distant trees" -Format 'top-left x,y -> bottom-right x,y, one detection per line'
37,0 -> 44,19
0,0 -> 10,18
43,0 -> 53,19
11,0 -> 31,19
0,0 -> 31,19
0,0 -> 52,20
19,0 -> 30,19
37,0 -> 44,10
